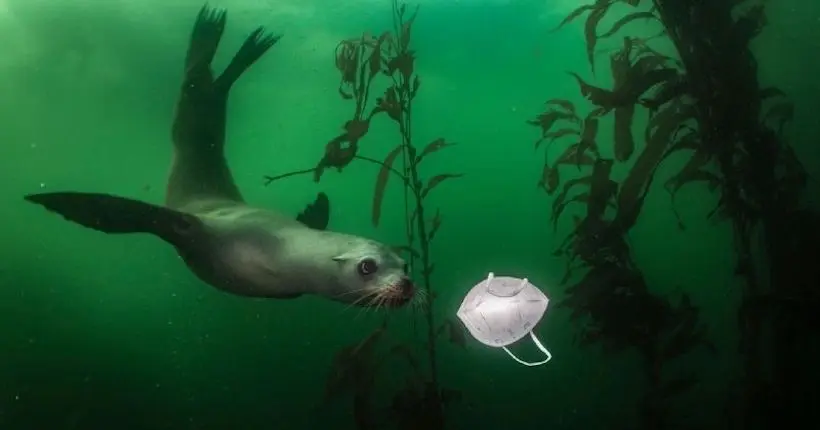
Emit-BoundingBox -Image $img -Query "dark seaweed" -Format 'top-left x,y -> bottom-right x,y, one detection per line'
651,0 -> 818,427
533,1 -> 716,429
541,0 -> 817,427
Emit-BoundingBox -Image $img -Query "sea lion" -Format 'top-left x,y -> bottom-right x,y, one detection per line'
23,5 -> 415,308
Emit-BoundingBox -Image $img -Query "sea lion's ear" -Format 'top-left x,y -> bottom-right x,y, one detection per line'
332,252 -> 356,263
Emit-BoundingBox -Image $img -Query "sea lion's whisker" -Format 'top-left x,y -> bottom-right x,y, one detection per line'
343,289 -> 381,315
411,297 -> 422,312
360,292 -> 385,318
409,288 -> 426,310
364,290 -> 385,311
375,293 -> 388,313
372,289 -> 389,312
377,289 -> 391,307
343,291 -> 373,309
354,304 -> 369,320
336,287 -> 373,298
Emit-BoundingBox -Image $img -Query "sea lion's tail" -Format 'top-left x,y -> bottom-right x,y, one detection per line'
214,22 -> 281,93
166,5 -> 281,208
24,192 -> 203,248
185,5 -> 281,95
183,6 -> 226,84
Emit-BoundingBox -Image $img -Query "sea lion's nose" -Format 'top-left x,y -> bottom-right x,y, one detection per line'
399,277 -> 415,297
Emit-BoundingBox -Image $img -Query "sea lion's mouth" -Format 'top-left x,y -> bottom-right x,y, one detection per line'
381,278 -> 415,308
349,278 -> 415,308
384,293 -> 412,308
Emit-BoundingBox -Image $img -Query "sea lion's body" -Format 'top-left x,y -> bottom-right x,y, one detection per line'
167,200 -> 344,299
24,6 -> 414,307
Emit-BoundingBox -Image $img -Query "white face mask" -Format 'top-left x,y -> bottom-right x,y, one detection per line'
456,272 -> 553,367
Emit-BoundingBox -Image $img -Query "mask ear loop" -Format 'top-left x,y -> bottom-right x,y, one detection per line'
501,332 -> 553,367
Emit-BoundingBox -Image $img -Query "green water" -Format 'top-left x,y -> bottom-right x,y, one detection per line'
1,0 -> 818,429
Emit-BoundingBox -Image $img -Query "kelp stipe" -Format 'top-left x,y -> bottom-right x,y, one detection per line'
263,1 -> 464,428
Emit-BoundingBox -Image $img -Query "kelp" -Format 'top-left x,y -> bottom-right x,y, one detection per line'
527,106 -> 601,201
569,45 -> 679,118
651,0 -> 817,427
372,145 -> 405,226
320,321 -> 463,430
535,2 -> 717,429
553,0 -> 660,73
264,2 -> 462,428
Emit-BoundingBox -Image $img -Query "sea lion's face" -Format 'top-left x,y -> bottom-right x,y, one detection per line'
331,241 -> 415,308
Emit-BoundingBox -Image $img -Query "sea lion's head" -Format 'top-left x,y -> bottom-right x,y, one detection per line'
329,239 -> 415,308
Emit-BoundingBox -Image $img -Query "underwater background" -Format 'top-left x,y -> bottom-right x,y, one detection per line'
1,0 -> 818,429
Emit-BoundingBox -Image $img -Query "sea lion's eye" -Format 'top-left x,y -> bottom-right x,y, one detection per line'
357,259 -> 378,276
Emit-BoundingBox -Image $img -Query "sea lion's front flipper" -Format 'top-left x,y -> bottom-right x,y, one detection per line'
24,192 -> 202,247
296,192 -> 330,230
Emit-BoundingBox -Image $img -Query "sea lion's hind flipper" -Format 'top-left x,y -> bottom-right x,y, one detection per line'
296,192 -> 330,231
214,26 -> 281,93
184,5 -> 227,79
24,192 -> 202,247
